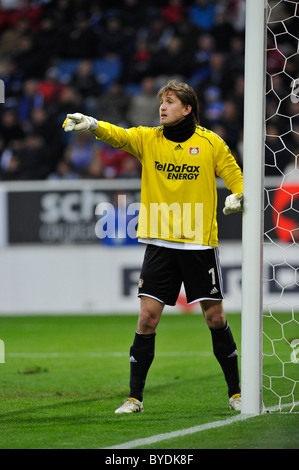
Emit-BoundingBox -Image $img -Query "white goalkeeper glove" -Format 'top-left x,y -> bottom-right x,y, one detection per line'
223,193 -> 243,215
63,113 -> 98,132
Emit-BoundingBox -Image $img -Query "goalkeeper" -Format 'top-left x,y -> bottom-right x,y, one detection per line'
63,80 -> 243,414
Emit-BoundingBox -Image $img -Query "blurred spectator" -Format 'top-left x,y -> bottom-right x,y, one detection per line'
172,17 -> 199,52
190,33 -> 215,89
68,60 -> 101,115
127,77 -> 159,127
26,106 -> 65,170
124,38 -> 153,84
0,139 -> 24,181
33,15 -> 60,63
227,0 -> 246,33
62,131 -> 100,179
12,32 -> 48,79
18,78 -> 44,124
120,0 -> 145,34
48,159 -> 80,180
202,86 -> 224,126
118,155 -> 141,179
42,0 -> 75,27
21,133 -> 53,179
98,81 -> 131,126
55,85 -> 82,115
188,0 -> 217,31
1,109 -> 25,147
1,133 -> 53,180
219,100 -> 243,151
229,74 -> 244,114
211,10 -> 235,52
161,0 -> 185,25
0,0 -> 42,31
0,59 -> 23,104
69,60 -> 100,98
227,35 -> 245,77
0,25 -> 23,59
143,16 -> 174,55
54,85 -> 83,136
194,33 -> 215,67
151,36 -> 193,79
37,67 -> 65,104
97,142 -> 133,179
196,52 -> 232,99
59,12 -> 98,59
97,15 -> 130,60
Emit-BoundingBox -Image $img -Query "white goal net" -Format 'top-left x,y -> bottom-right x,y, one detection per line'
263,0 -> 299,412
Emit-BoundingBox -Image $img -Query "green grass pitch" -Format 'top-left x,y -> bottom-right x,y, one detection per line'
0,312 -> 298,449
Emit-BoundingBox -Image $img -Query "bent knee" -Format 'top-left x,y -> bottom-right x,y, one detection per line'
200,300 -> 226,329
138,310 -> 160,333
207,312 -> 226,329
138,297 -> 163,334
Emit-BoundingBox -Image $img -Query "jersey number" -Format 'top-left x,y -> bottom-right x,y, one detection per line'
208,268 -> 216,285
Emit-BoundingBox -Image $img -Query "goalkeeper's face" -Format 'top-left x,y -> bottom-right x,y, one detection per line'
159,91 -> 192,127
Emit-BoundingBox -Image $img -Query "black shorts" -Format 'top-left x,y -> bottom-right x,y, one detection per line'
138,244 -> 224,306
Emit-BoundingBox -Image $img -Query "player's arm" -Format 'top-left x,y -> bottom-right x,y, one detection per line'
213,135 -> 244,215
63,113 -> 143,160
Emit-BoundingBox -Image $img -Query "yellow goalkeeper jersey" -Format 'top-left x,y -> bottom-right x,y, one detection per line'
91,122 -> 243,247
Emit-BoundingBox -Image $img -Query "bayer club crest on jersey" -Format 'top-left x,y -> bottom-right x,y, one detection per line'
188,147 -> 200,155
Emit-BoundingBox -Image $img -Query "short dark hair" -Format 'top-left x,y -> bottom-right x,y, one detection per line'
157,80 -> 200,125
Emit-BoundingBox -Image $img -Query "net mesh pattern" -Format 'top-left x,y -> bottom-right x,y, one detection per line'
263,0 -> 299,412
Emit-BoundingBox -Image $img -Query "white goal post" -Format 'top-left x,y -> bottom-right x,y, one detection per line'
241,0 -> 267,415
241,0 -> 299,415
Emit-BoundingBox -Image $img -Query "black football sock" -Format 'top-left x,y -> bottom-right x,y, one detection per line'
129,331 -> 156,402
210,322 -> 241,398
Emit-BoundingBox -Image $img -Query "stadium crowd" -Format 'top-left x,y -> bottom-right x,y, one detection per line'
0,0 -> 297,181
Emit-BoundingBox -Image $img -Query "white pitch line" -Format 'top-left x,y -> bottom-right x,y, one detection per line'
7,352 -> 127,358
104,414 -> 256,449
104,402 -> 298,449
6,351 -> 212,359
